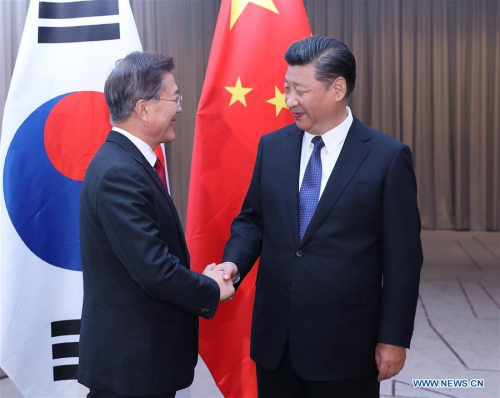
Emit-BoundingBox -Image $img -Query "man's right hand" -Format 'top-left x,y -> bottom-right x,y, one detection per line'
214,261 -> 239,282
203,264 -> 235,301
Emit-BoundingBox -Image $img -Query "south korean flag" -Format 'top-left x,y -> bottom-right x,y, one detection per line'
0,1 -> 149,397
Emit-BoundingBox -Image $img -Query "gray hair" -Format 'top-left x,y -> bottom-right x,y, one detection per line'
104,51 -> 175,123
285,36 -> 356,98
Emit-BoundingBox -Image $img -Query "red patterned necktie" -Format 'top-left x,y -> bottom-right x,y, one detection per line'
154,157 -> 169,192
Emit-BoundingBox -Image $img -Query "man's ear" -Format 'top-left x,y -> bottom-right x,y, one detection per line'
134,99 -> 149,122
332,77 -> 347,101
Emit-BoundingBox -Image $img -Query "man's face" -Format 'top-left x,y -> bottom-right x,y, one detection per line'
148,72 -> 181,145
284,64 -> 340,135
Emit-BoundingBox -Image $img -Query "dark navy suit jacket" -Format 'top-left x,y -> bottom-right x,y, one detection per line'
223,118 -> 423,380
78,131 -> 219,395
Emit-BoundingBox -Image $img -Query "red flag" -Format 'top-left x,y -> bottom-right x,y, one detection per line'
186,1 -> 311,396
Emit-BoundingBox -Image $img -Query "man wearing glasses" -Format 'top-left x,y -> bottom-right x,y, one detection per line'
78,51 -> 234,398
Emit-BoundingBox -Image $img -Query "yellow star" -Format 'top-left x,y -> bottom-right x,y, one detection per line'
266,86 -> 288,116
230,0 -> 279,30
225,77 -> 253,106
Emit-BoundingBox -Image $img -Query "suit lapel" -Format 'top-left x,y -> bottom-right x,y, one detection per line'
106,131 -> 190,264
281,125 -> 303,247
299,119 -> 372,247
141,158 -> 190,263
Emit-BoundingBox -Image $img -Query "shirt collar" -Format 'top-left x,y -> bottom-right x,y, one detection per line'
112,126 -> 157,167
304,106 -> 353,153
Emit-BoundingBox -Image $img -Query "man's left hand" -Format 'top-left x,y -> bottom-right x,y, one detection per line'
375,343 -> 406,382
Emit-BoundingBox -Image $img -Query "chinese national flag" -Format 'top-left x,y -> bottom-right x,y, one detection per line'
186,1 -> 311,397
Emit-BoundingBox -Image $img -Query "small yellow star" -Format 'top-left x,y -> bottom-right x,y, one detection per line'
266,86 -> 288,116
225,77 -> 253,106
230,0 -> 279,30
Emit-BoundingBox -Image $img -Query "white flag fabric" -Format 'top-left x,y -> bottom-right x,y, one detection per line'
0,1 -> 142,396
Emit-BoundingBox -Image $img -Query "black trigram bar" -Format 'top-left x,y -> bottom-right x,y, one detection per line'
39,1 -> 119,19
53,365 -> 78,381
38,23 -> 120,43
52,342 -> 79,359
51,319 -> 81,337
51,320 -> 80,381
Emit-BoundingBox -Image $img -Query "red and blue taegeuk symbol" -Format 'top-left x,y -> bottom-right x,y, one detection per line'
3,92 -> 111,271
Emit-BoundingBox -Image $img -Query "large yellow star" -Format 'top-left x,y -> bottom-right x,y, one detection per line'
225,77 -> 253,106
230,0 -> 279,30
266,86 -> 288,116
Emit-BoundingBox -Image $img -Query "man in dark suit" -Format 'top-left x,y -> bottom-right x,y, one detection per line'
78,51 -> 234,398
218,36 -> 423,397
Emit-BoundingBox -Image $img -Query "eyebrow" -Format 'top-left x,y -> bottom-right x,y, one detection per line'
284,80 -> 304,88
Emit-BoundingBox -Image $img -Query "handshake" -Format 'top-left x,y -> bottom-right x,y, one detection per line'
202,262 -> 238,302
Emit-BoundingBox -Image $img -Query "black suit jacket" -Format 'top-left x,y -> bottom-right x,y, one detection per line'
223,118 -> 423,380
78,131 -> 220,395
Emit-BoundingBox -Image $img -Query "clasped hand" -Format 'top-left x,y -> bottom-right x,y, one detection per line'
202,261 -> 238,302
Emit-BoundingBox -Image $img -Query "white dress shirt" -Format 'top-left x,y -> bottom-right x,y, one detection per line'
298,106 -> 354,198
112,126 -> 157,167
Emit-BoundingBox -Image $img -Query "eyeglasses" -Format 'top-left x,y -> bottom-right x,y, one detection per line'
153,95 -> 182,107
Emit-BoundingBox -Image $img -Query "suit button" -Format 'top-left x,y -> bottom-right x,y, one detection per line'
287,287 -> 291,294
295,250 -> 303,258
